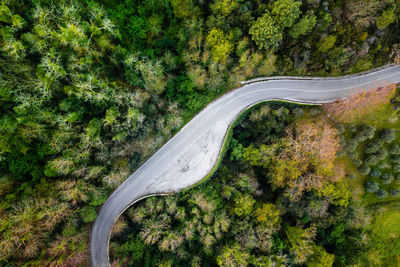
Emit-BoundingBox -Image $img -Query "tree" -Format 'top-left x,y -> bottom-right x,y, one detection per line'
318,35 -> 336,53
249,11 -> 282,50
254,203 -> 280,227
216,242 -> 250,267
271,0 -> 302,28
289,14 -> 317,39
206,28 -> 234,63
232,193 -> 255,216
285,225 -> 315,264
307,245 -> 335,267
390,144 -> 400,155
86,118 -> 102,140
376,8 -> 397,29
381,173 -> 394,185
364,181 -> 380,193
380,128 -> 396,143
370,168 -> 381,178
80,206 -> 97,223
376,189 -> 388,199
358,164 -> 371,175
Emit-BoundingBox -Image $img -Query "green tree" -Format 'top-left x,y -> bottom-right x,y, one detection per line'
254,203 -> 280,227
271,0 -> 302,28
232,193 -> 255,216
249,11 -> 282,50
285,225 -> 315,264
376,8 -> 397,29
365,180 -> 380,193
216,242 -> 250,267
289,14 -> 317,39
307,245 -> 335,267
206,28 -> 234,63
80,206 -> 97,223
318,35 -> 336,53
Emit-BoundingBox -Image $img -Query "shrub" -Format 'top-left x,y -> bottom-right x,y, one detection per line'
80,206 -> 97,223
380,129 -> 396,143
365,155 -> 379,167
376,149 -> 388,161
389,189 -> 400,197
370,169 -> 381,178
346,139 -> 359,152
353,159 -> 363,167
364,181 -> 380,193
391,156 -> 400,164
355,125 -> 376,142
381,173 -> 394,185
390,144 -> 400,155
347,151 -> 358,159
376,189 -> 388,199
358,164 -> 371,175
364,140 -> 383,154
393,164 -> 400,173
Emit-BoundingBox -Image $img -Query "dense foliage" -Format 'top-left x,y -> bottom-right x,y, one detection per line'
111,87 -> 400,266
1,0 -> 400,265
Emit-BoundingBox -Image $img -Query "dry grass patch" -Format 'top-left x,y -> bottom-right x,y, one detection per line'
323,84 -> 397,127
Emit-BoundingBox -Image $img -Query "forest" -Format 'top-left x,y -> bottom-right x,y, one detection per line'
1,0 -> 400,266
110,84 -> 400,266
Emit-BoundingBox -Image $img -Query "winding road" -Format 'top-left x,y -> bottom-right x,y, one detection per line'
90,64 -> 400,266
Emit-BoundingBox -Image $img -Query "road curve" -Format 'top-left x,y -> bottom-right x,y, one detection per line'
90,64 -> 400,266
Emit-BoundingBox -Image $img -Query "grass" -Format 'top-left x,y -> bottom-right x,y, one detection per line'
363,205 -> 400,266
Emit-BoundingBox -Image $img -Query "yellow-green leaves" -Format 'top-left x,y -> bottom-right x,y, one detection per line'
206,28 -> 234,63
254,203 -> 280,227
249,11 -> 282,50
271,0 -> 302,29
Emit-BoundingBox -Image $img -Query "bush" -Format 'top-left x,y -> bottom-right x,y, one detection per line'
353,159 -> 363,167
370,169 -> 381,178
354,125 -> 376,142
346,139 -> 359,152
389,189 -> 400,197
358,164 -> 371,175
381,173 -> 394,185
364,140 -> 383,154
347,151 -> 358,159
391,156 -> 400,164
376,189 -> 388,199
390,144 -> 400,155
80,206 -> 97,223
376,149 -> 388,161
380,129 -> 396,143
393,164 -> 400,173
365,155 -> 379,166
364,181 -> 379,193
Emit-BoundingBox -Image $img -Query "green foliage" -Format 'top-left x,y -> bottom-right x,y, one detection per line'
271,0 -> 302,28
318,35 -> 336,53
232,193 -> 255,216
307,245 -> 335,267
216,243 -> 249,266
318,182 -> 351,207
249,11 -> 282,50
376,8 -> 397,29
255,203 -> 280,227
206,28 -> 234,63
2,0 -> 400,264
80,206 -> 97,223
289,14 -> 317,39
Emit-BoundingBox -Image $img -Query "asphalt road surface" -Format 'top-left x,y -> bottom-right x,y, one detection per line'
90,64 -> 400,266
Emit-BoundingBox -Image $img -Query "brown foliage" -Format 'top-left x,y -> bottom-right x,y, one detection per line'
322,84 -> 396,123
273,118 -> 342,197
